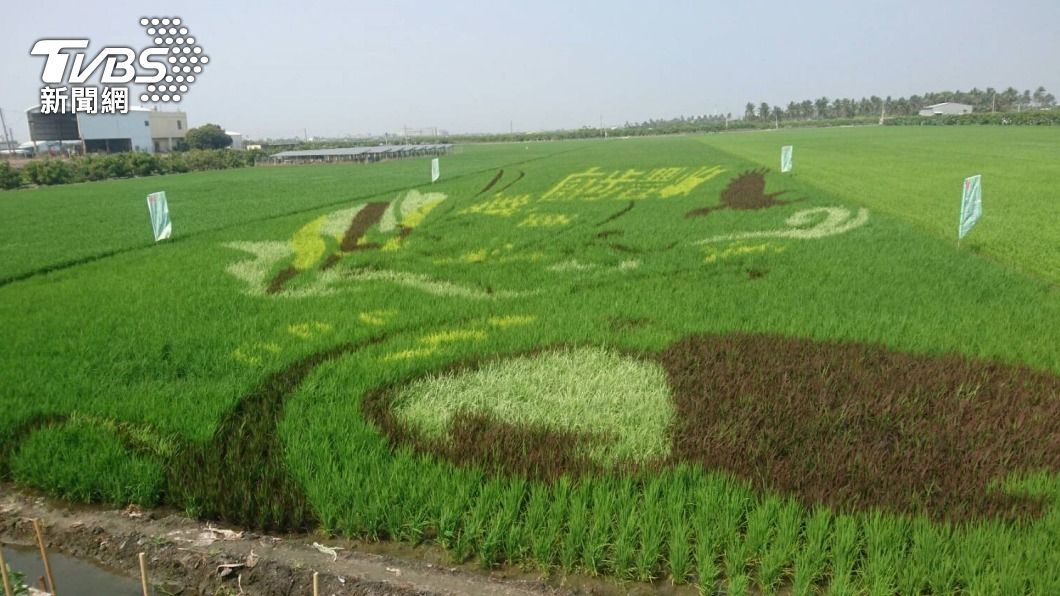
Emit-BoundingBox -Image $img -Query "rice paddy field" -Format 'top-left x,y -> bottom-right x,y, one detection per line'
1,127 -> 1058,594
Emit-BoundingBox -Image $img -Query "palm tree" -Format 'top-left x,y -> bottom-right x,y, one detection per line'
1032,86 -> 1047,106
814,97 -> 829,119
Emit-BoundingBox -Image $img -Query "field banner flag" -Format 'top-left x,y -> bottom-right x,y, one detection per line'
431,158 -> 440,183
146,191 -> 172,241
958,174 -> 982,241
780,145 -> 793,173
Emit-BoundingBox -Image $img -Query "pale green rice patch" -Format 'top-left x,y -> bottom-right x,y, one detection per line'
390,347 -> 674,466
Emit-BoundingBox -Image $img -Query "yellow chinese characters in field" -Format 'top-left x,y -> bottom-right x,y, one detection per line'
517,213 -> 575,227
382,328 -> 486,362
703,242 -> 787,264
540,165 -> 725,202
459,193 -> 531,217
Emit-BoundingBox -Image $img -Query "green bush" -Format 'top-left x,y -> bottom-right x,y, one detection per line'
0,161 -> 22,190
0,149 -> 257,191
20,159 -> 82,186
884,110 -> 1060,126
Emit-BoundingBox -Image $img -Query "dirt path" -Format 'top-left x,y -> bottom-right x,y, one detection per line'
0,488 -> 562,596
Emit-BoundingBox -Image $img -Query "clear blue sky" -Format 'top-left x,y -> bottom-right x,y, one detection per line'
2,0 -> 1058,140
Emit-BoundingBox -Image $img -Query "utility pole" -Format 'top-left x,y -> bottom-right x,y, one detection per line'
991,93 -> 996,113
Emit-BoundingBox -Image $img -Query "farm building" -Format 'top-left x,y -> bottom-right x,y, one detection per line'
270,144 -> 453,164
918,102 -> 973,116
226,131 -> 245,150
26,106 -> 190,154
77,107 -> 155,153
149,109 -> 188,153
26,106 -> 80,144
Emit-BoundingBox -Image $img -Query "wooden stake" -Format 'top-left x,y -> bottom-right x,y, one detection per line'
32,519 -> 56,595
138,552 -> 149,596
312,571 -> 319,596
0,545 -> 15,596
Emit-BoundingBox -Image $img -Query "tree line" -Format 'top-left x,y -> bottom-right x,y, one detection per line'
738,86 -> 1056,122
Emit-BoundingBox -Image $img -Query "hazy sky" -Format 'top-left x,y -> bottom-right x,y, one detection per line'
2,0 -> 1058,140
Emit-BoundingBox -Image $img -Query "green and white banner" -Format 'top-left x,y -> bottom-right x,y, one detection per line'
958,175 -> 982,240
146,191 -> 172,241
431,157 -> 440,183
781,145 -> 793,173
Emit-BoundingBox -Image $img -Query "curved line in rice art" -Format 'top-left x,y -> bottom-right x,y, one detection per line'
595,201 -> 635,227
493,170 -> 526,194
686,169 -> 801,218
695,206 -> 870,244
475,169 -> 505,196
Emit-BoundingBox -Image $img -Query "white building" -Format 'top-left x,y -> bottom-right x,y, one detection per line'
226,131 -> 244,150
918,102 -> 973,116
78,107 -> 154,153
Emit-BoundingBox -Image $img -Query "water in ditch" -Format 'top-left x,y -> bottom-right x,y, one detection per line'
3,543 -> 142,595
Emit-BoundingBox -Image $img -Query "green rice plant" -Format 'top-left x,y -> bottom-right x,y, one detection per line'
992,534 -> 1031,595
896,518 -> 947,595
635,476 -> 668,581
559,481 -> 591,571
743,495 -> 779,589
582,481 -> 614,575
693,484 -> 723,593
10,420 -> 162,506
524,481 -> 555,568
437,476 -> 479,559
611,478 -> 640,580
539,476 -> 572,569
666,473 -> 692,584
480,477 -> 526,566
758,498 -> 801,594
827,514 -> 861,595
727,572 -> 751,596
792,508 -> 832,596
465,477 -> 508,567
861,510 -> 907,596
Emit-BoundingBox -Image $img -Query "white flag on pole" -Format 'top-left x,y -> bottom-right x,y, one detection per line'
958,175 -> 982,240
146,191 -> 172,241
431,158 -> 440,183
780,145 -> 793,173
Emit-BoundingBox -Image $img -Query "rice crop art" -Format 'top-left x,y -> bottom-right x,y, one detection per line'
1,131 -> 1058,593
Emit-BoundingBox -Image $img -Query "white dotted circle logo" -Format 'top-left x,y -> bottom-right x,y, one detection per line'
139,16 -> 207,104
